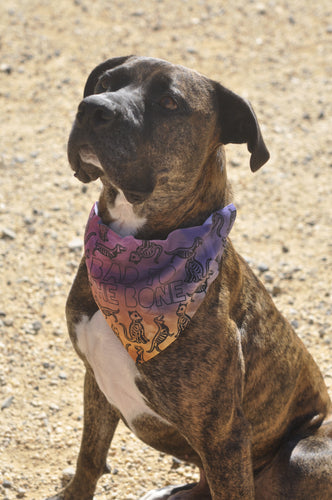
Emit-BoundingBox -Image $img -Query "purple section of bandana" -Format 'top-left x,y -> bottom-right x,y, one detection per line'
84,202 -> 236,363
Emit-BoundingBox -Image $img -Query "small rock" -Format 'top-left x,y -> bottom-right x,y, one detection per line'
31,400 -> 41,407
4,318 -> 14,327
1,227 -> 16,240
68,238 -> 83,251
257,263 -> 269,273
0,63 -> 12,74
272,285 -> 282,297
255,3 -> 266,15
131,10 -> 145,16
1,396 -> 14,410
59,372 -> 67,380
291,319 -> 299,329
23,324 -> 35,335
61,467 -> 75,487
13,155 -> 26,164
32,320 -> 42,332
17,488 -> 26,498
53,328 -> 63,337
2,479 -> 12,488
281,271 -> 293,280
23,216 -> 35,225
171,457 -> 182,469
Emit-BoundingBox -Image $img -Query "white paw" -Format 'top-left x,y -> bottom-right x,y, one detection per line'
139,485 -> 180,500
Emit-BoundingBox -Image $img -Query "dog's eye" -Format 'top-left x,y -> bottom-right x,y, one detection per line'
159,95 -> 178,111
99,76 -> 110,91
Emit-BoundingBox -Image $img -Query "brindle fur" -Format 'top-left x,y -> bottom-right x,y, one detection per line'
49,56 -> 331,500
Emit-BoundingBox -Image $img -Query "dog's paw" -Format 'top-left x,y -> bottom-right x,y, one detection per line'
45,490 -> 94,500
139,486 -> 178,500
139,483 -> 195,500
45,493 -> 92,500
44,495 -> 65,500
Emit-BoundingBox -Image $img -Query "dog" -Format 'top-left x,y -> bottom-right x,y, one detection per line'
49,56 -> 332,499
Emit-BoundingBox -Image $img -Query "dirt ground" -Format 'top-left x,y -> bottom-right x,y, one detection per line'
0,0 -> 331,499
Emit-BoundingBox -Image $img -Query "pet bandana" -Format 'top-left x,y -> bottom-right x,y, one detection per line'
85,202 -> 236,363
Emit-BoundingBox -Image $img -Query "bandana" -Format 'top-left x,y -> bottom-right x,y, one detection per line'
85,202 -> 236,363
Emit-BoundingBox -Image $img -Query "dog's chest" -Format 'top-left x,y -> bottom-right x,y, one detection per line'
75,311 -> 165,429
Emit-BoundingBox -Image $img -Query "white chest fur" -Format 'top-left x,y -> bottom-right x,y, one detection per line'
108,189 -> 146,237
75,310 -> 165,430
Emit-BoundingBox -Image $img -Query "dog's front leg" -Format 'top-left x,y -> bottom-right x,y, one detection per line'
171,322 -> 255,500
199,414 -> 254,500
49,368 -> 120,500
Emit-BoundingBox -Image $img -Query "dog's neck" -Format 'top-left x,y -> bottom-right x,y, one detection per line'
98,148 -> 231,240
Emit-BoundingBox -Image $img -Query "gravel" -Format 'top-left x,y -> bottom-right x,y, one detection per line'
0,0 -> 331,499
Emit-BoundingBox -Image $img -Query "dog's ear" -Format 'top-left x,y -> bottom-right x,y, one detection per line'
215,83 -> 270,172
83,56 -> 134,98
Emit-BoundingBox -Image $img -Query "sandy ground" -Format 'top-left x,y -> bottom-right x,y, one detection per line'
0,0 -> 331,498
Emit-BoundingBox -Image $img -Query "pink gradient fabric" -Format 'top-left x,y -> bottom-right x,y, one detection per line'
85,202 -> 236,363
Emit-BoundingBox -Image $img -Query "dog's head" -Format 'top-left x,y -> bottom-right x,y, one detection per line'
68,56 -> 269,210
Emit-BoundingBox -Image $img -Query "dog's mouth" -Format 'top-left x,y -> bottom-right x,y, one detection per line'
69,143 -> 154,204
79,145 -> 103,169
70,144 -> 104,183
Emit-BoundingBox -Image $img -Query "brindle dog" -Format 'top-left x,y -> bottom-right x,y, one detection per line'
49,56 -> 332,500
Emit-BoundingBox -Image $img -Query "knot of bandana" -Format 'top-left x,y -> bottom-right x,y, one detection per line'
84,202 -> 236,363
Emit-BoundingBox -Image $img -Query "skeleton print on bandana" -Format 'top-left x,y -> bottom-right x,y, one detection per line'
85,202 -> 236,363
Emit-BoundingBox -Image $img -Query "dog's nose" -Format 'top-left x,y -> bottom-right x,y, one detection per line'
76,95 -> 118,128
